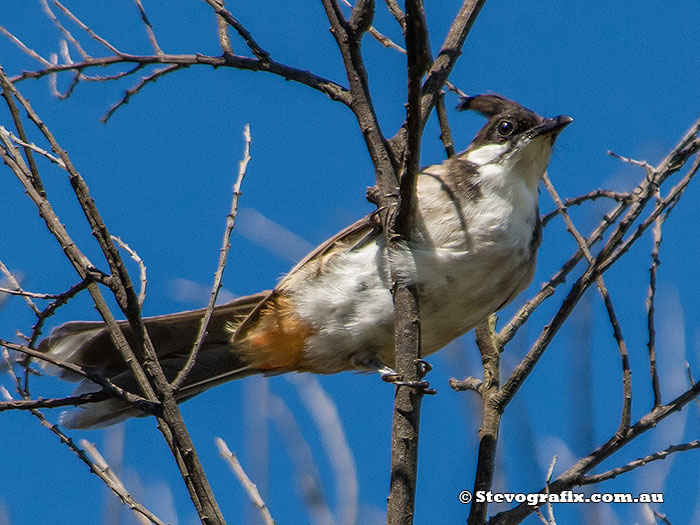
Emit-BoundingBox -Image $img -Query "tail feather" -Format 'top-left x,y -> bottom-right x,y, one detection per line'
38,293 -> 269,428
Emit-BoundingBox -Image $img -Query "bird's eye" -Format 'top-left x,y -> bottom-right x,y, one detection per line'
497,120 -> 515,136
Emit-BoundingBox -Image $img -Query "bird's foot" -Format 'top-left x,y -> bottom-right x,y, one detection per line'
379,362 -> 436,395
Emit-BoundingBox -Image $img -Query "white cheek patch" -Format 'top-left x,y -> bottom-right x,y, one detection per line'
464,143 -> 508,166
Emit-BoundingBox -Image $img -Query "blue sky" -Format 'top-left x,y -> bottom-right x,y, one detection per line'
1,1 -> 700,524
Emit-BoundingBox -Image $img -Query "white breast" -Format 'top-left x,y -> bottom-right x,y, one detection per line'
289,155 -> 543,372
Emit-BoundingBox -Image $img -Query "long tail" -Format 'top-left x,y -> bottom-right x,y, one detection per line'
37,293 -> 269,429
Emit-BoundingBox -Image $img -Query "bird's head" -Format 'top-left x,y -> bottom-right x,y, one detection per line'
457,93 -> 572,191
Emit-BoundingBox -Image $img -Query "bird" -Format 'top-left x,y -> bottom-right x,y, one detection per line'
38,94 -> 572,428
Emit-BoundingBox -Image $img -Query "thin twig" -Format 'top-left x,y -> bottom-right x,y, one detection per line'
544,456 -> 557,524
651,508 -> 673,525
215,438 -> 275,525
40,0 -> 90,60
171,124 -> 251,390
607,149 -> 654,173
0,26 -> 52,66
111,235 -> 147,308
203,0 -> 270,60
53,0 -> 124,56
1,339 -> 159,413
0,259 -> 40,316
81,439 -> 155,525
29,277 -> 93,346
102,64 -> 184,122
436,91 -> 456,158
0,287 -> 62,300
600,153 -> 700,275
11,53 -> 352,106
543,174 -> 632,434
0,391 -> 112,412
0,125 -> 67,167
384,0 -> 406,31
133,0 -> 163,55
214,0 -> 234,54
685,362 -> 700,415
541,189 -> 633,227
577,441 -> 700,485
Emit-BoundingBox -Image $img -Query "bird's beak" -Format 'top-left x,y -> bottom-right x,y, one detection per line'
530,115 -> 573,138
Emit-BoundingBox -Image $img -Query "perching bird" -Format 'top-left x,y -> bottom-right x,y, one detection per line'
38,94 -> 572,428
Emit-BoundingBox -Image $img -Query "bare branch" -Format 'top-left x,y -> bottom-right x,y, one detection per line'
1,66 -> 225,523
607,149 -> 654,173
171,124 -> 251,390
0,351 -> 163,525
384,0 -> 406,31
203,0 -> 270,60
0,125 -> 66,167
578,441 -> 700,485
214,0 -> 234,54
133,0 -> 163,55
647,201 -> 664,408
419,0 -> 486,125
0,26 -> 52,66
1,339 -> 159,413
541,189 -> 633,227
544,456 -> 558,525
53,0 -> 124,56
543,174 -> 632,434
111,235 -> 147,308
0,259 -> 40,316
490,378 -> 700,523
387,2 -> 430,523
215,438 -> 276,525
467,316 -> 501,525
435,92 -> 456,157
39,0 -> 90,60
102,64 -> 184,122
0,391 -> 112,412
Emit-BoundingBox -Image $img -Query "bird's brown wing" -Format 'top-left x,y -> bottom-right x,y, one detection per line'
231,214 -> 378,345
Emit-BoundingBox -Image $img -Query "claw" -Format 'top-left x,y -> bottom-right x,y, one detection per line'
416,359 -> 433,377
378,363 -> 436,393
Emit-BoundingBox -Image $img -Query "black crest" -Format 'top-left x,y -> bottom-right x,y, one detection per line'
457,93 -> 526,117
457,93 -> 545,149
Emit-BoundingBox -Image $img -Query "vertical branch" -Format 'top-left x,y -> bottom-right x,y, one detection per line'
386,2 -> 427,524
647,206 -> 664,408
171,124 -> 251,390
467,317 -> 501,525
